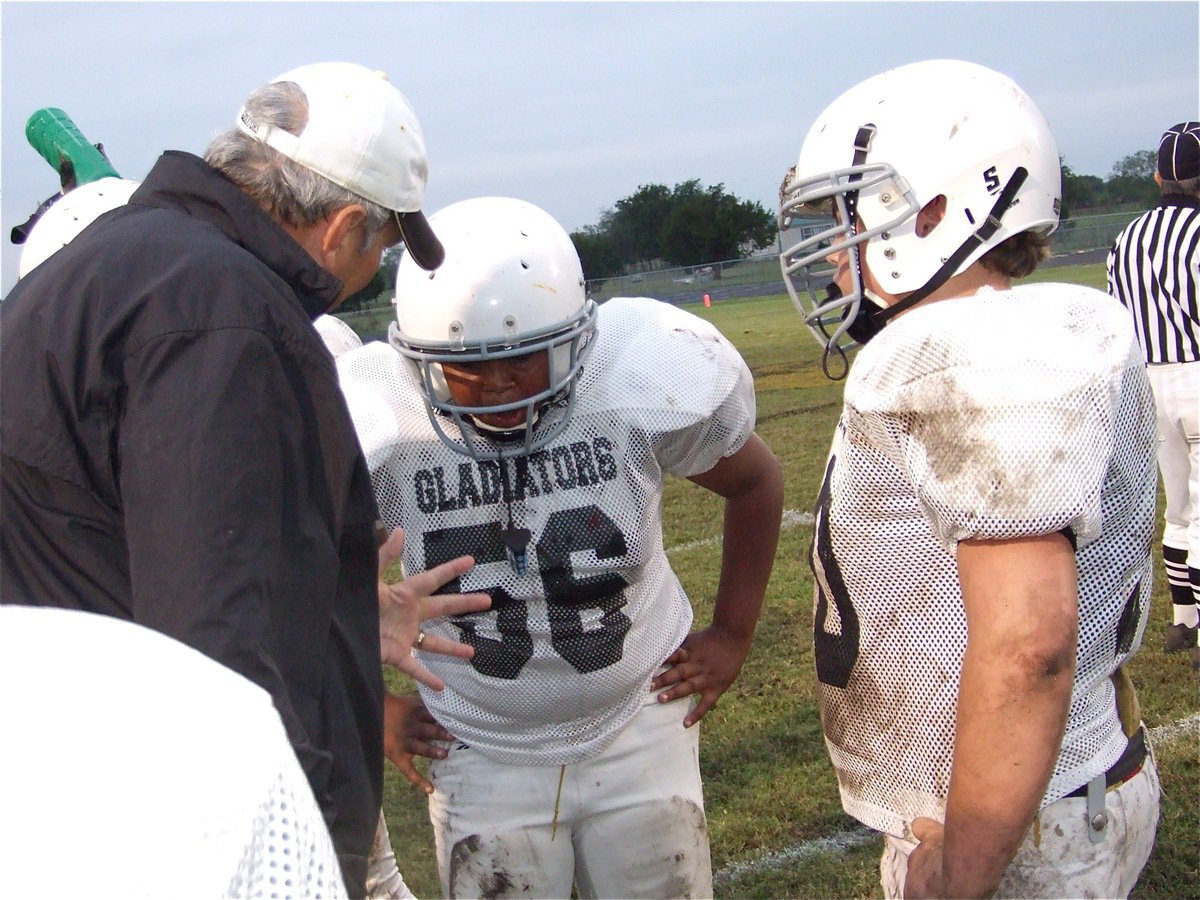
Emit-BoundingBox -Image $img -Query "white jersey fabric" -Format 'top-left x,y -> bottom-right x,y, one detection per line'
338,297 -> 755,765
813,283 -> 1157,838
0,606 -> 346,899
315,313 -> 364,359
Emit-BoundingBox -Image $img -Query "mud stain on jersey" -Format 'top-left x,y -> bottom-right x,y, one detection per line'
819,664 -> 897,798
819,581 -> 958,803
903,372 -> 1091,518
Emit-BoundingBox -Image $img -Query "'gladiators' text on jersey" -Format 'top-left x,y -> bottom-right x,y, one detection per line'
338,297 -> 756,766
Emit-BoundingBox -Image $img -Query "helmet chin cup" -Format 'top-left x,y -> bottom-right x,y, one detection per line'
845,289 -> 887,347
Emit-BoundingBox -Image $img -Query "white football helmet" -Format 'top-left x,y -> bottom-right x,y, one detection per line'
779,59 -> 1061,377
389,196 -> 597,460
18,177 -> 140,278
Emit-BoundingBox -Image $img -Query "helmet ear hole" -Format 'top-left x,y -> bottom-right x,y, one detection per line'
916,195 -> 947,238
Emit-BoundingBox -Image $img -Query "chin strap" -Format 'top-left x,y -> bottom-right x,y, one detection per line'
868,166 -> 1030,329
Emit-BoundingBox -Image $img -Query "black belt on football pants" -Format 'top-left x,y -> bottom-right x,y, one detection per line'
1065,726 -> 1147,797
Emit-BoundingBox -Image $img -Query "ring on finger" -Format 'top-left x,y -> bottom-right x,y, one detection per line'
416,630 -> 426,649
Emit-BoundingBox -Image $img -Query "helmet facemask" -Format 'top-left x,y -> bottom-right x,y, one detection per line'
390,300 -> 597,462
779,136 -> 919,378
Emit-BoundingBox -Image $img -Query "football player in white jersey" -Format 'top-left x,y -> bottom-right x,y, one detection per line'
336,196 -> 783,898
779,60 -> 1161,898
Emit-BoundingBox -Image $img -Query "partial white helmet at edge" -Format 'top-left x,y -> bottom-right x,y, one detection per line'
313,313 -> 363,359
389,196 -> 597,460
18,177 -> 140,278
779,59 -> 1062,371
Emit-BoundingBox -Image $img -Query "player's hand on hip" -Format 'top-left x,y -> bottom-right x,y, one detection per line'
384,692 -> 453,794
904,817 -> 947,899
651,624 -> 752,727
377,528 -> 491,688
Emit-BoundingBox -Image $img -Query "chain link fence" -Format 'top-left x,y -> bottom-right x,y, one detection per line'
585,211 -> 1138,304
340,211 -> 1139,338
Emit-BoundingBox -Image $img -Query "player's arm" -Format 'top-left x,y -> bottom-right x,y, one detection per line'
905,532 -> 1077,899
652,432 -> 784,726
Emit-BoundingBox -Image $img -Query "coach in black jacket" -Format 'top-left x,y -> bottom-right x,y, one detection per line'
0,62 -> 484,896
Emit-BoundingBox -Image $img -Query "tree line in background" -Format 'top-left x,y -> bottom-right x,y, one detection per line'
569,179 -> 775,281
341,150 -> 1160,311
1061,149 -> 1159,218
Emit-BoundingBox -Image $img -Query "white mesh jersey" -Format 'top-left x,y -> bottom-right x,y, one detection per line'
0,606 -> 346,899
338,297 -> 755,765
812,283 -> 1157,838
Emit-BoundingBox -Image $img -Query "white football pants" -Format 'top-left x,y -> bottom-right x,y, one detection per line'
365,812 -> 416,899
1149,362 -> 1199,598
879,748 -> 1160,899
426,693 -> 712,899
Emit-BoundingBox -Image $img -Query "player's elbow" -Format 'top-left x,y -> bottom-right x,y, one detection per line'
1021,636 -> 1076,682
1009,608 -> 1078,684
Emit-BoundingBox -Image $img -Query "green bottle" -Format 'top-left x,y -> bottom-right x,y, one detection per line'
25,107 -> 119,186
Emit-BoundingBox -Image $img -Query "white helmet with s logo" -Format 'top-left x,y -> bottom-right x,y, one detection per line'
779,59 -> 1061,377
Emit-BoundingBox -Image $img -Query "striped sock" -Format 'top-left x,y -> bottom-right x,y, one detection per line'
1164,546 -> 1198,627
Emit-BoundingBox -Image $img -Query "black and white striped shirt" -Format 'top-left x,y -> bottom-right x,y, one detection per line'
1107,194 -> 1200,363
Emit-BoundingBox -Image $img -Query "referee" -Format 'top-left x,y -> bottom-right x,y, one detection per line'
1108,121 -> 1200,670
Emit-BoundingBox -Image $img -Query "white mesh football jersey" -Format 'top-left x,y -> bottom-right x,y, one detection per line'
314,313 -> 364,359
812,283 -> 1157,838
338,297 -> 755,765
0,606 -> 346,899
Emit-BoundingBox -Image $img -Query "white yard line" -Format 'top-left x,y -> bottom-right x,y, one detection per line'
712,713 -> 1199,887
713,826 -> 877,889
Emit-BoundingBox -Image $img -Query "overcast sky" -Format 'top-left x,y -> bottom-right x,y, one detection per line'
2,1 -> 1197,294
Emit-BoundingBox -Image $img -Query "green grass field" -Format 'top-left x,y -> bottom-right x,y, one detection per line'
380,263 -> 1199,899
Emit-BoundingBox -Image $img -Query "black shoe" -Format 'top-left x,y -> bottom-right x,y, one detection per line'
1165,623 -> 1199,654
1192,644 -> 1200,672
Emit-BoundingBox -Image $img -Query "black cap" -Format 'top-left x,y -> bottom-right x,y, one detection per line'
395,210 -> 445,270
1158,122 -> 1200,182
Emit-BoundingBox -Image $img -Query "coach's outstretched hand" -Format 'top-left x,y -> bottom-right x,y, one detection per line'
384,693 -> 456,794
652,625 -> 753,728
377,528 -> 491,689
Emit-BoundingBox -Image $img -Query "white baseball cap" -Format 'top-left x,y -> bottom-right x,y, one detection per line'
237,61 -> 444,270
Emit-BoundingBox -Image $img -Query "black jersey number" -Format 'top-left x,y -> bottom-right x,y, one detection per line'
422,506 -> 632,679
811,454 -> 860,688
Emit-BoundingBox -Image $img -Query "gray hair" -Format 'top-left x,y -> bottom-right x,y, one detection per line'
204,81 -> 391,251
